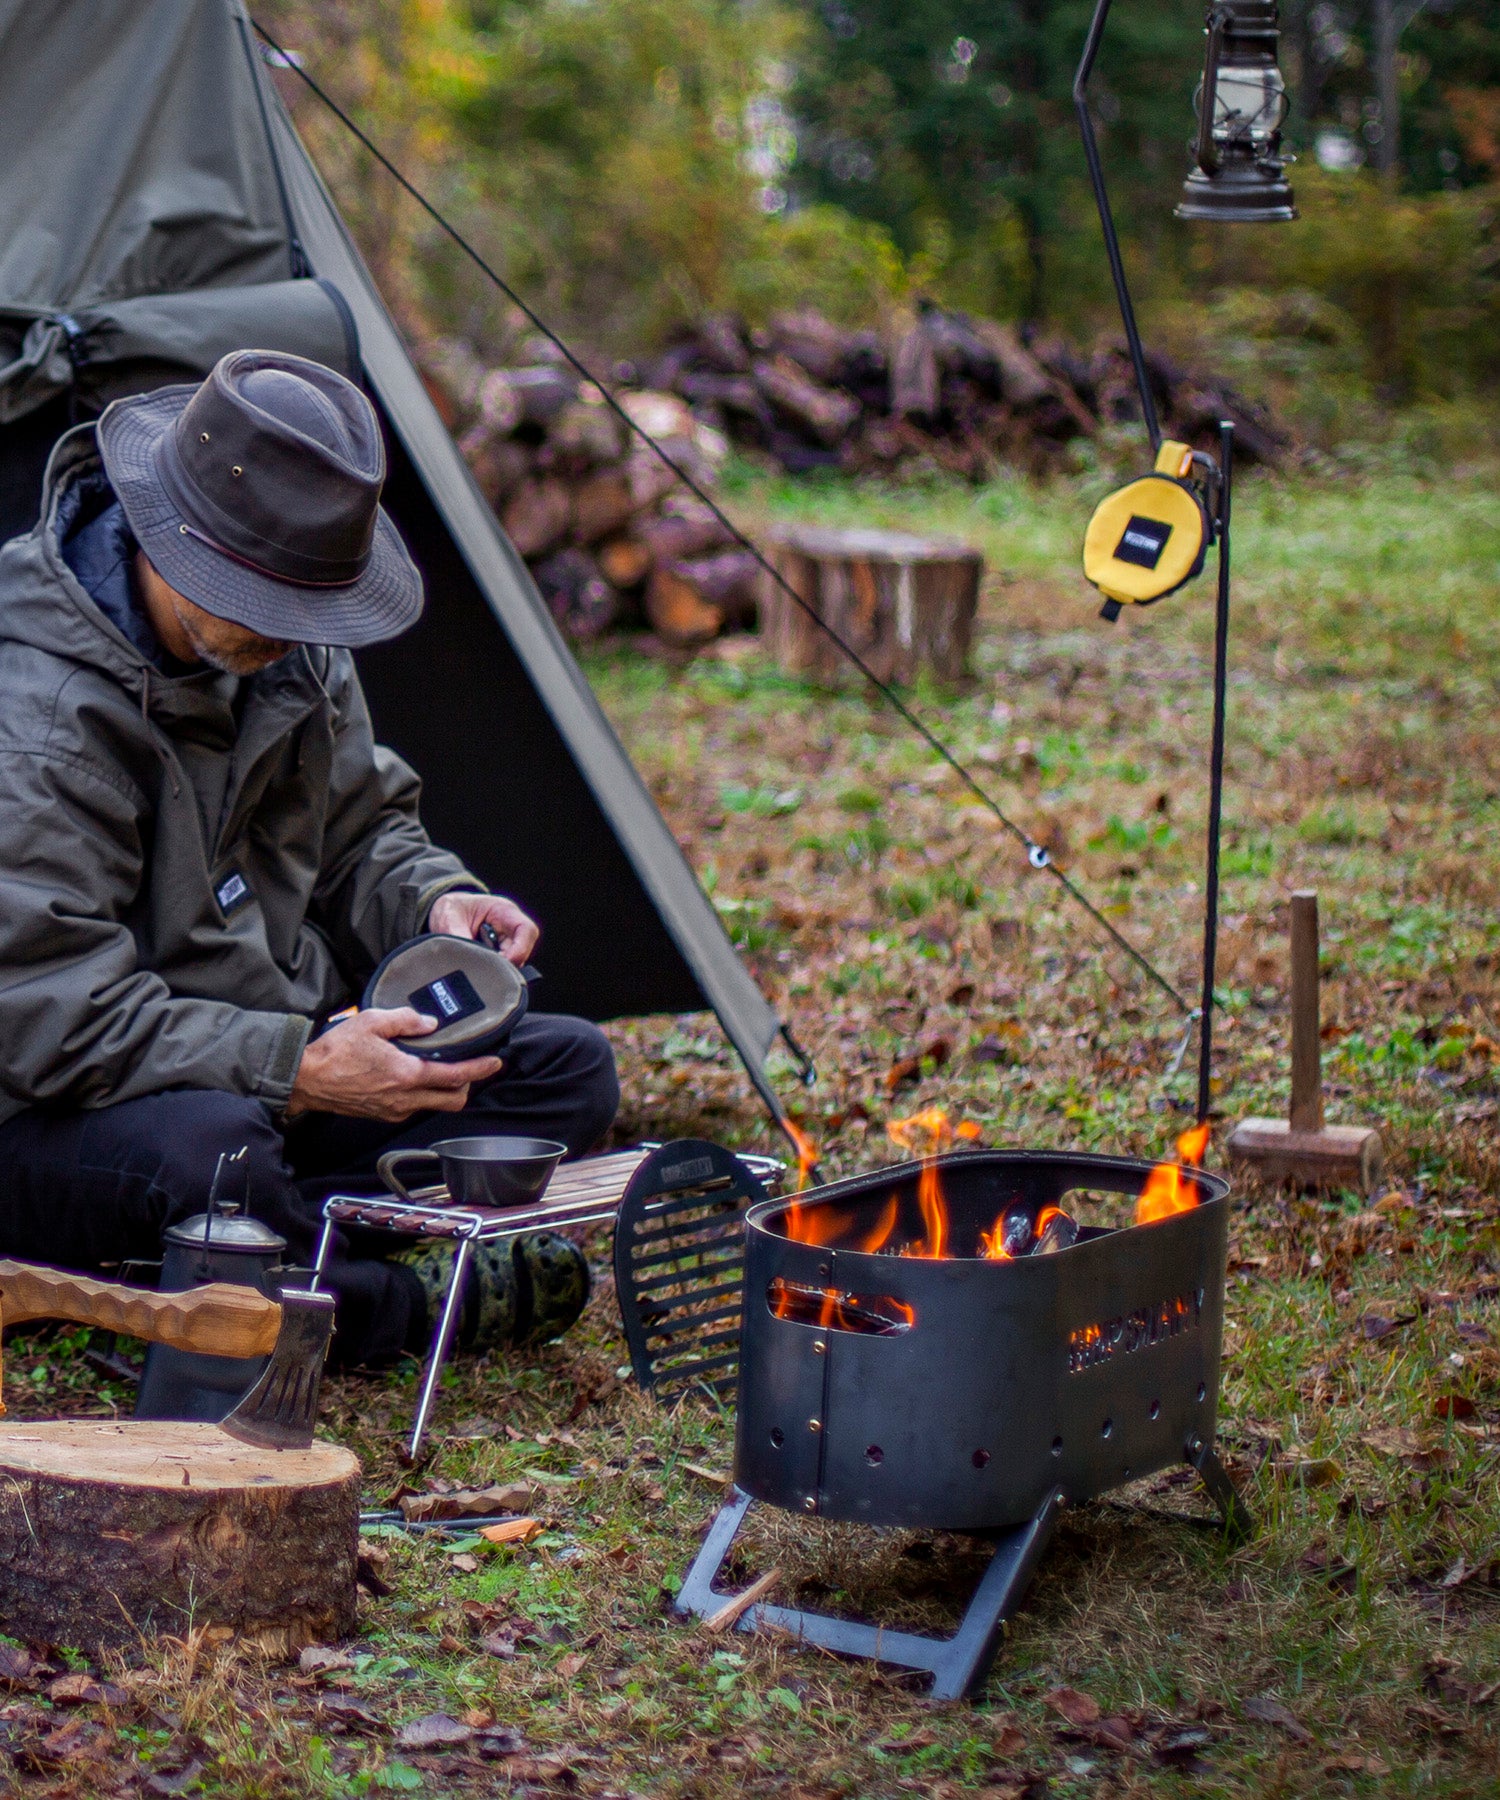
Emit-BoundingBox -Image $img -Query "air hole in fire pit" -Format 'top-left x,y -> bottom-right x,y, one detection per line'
770,1428 -> 785,1448
1101,1418 -> 1114,1439
1051,1436 -> 1063,1456
972,1449 -> 990,1469
865,1445 -> 884,1466
1149,1399 -> 1161,1420
1196,1382 -> 1206,1403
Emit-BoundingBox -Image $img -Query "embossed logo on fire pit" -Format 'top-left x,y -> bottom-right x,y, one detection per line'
1068,1287 -> 1204,1374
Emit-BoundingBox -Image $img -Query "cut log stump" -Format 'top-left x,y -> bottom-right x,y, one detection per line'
758,524 -> 982,684
0,1421 -> 359,1656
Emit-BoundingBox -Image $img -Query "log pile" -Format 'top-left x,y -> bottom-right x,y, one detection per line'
419,305 -> 1287,646
638,303 -> 1289,480
419,344 -> 754,645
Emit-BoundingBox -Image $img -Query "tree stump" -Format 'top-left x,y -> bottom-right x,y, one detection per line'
757,524 -> 982,684
0,1421 -> 360,1656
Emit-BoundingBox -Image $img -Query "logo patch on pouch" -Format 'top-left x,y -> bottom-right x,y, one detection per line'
408,968 -> 485,1025
215,869 -> 251,914
1113,515 -> 1173,569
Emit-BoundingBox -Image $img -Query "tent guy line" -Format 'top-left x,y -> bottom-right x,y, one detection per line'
251,15 -> 1192,1022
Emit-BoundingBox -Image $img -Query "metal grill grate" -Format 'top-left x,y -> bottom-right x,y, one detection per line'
613,1141 -> 770,1401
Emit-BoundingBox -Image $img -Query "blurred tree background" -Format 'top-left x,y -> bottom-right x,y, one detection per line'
261,0 -> 1500,448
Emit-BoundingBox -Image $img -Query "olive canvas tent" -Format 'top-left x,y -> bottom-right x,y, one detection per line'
0,0 -> 794,1128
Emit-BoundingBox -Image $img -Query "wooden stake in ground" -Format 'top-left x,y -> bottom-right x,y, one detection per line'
0,1420 -> 359,1655
1226,891 -> 1384,1192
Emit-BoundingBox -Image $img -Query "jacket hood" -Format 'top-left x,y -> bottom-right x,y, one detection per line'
0,424 -> 320,732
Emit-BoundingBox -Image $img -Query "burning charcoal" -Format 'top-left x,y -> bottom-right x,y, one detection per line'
1000,1208 -> 1034,1256
1033,1209 -> 1079,1255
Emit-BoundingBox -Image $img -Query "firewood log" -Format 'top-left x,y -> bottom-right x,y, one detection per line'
694,313 -> 751,373
890,321 -> 940,420
550,399 -> 626,466
458,428 -> 531,508
597,535 -> 653,589
532,547 -> 618,640
751,356 -> 860,445
971,320 -> 1054,409
670,549 -> 761,628
501,476 -> 571,559
571,468 -> 637,545
646,562 -> 725,645
638,505 -> 735,565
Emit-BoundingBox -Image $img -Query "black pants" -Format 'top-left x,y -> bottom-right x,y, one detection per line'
0,1013 -> 619,1365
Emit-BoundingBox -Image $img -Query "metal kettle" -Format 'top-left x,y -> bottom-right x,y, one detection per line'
134,1190 -> 291,1423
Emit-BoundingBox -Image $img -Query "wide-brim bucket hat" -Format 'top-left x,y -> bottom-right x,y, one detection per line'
97,349 -> 423,648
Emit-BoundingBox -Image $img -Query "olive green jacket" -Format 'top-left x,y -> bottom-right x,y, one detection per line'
0,428 -> 482,1124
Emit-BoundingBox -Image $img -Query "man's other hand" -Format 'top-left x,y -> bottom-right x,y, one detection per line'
286,1008 -> 502,1122
428,891 -> 539,965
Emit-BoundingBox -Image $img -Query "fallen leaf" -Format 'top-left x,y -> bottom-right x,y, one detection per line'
884,1054 -> 923,1091
1361,1310 -> 1417,1340
1454,1321 -> 1491,1345
1434,1394 -> 1476,1420
479,1517 -> 543,1545
1298,1546 -> 1359,1594
46,1672 -> 127,1707
316,1693 -> 383,1730
947,980 -> 977,1006
1243,1693 -> 1312,1742
682,1462 -> 730,1487
478,1630 -> 518,1659
144,1758 -> 205,1797
1359,1426 -> 1424,1459
1275,1455 -> 1343,1487
1322,1753 -> 1390,1777
1150,1724 -> 1212,1766
395,1712 -> 474,1751
0,1645 -> 46,1689
1043,1686 -> 1101,1726
356,1551 -> 394,1598
557,1653 -> 587,1679
1424,1655 -> 1500,1706
1086,1715 -> 1136,1753
298,1645 -> 355,1676
448,1552 -> 480,1572
873,1728 -> 938,1753
989,1721 -> 1026,1757
474,1726 -> 528,1758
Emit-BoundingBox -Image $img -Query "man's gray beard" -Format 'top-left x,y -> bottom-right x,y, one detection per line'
182,615 -> 294,675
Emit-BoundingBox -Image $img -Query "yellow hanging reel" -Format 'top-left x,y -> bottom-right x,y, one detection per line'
1083,439 -> 1213,621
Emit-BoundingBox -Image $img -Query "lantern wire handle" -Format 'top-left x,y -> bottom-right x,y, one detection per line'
1073,0 -> 1162,454
1194,9 -> 1229,175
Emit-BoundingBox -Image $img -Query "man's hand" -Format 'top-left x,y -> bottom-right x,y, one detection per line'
286,1008 -> 502,1122
427,891 -> 539,965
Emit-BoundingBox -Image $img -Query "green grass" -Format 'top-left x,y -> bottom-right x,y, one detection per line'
5,459 -> 1500,1797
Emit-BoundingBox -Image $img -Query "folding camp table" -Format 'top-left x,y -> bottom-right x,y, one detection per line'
310,1146 -> 783,1459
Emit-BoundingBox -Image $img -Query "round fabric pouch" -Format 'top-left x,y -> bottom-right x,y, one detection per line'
1083,472 -> 1210,609
362,935 -> 531,1061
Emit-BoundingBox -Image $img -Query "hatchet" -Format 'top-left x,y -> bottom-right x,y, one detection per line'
0,1260 -> 335,1450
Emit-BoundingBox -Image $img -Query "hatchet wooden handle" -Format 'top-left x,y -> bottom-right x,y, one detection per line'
0,1261 -> 282,1359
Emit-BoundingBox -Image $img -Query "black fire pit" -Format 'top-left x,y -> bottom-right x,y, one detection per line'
674,1148 -> 1252,1699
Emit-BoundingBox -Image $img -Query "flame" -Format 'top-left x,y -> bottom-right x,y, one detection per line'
911,1158 -> 948,1260
784,1118 -> 821,1192
886,1106 -> 981,1156
1135,1121 -> 1211,1226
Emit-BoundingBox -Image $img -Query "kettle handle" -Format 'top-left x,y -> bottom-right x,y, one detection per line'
376,1147 -> 444,1203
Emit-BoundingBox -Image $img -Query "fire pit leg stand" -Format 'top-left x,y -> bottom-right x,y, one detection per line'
1187,1435 -> 1255,1543
675,1486 -> 1066,1701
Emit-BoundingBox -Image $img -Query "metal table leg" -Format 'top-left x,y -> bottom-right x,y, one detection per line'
405,1229 -> 477,1463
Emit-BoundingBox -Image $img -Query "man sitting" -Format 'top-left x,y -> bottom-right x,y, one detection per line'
0,350 -> 618,1364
